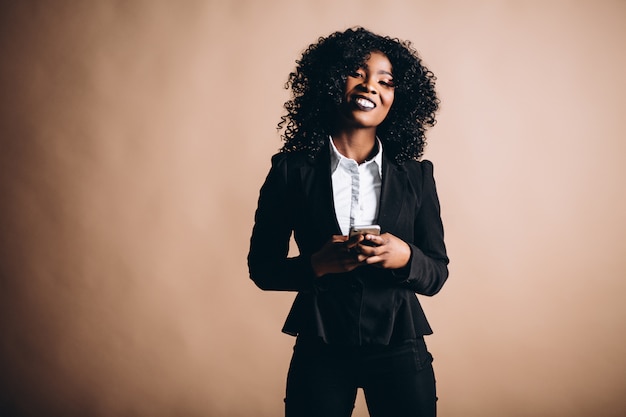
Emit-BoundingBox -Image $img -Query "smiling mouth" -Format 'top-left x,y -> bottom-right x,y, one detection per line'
353,96 -> 376,111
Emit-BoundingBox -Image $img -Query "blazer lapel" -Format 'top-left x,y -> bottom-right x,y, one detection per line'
377,156 -> 408,233
299,149 -> 342,236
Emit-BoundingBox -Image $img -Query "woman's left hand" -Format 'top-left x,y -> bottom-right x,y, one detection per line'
356,232 -> 411,269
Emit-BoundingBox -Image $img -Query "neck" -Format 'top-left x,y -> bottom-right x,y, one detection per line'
331,128 -> 377,164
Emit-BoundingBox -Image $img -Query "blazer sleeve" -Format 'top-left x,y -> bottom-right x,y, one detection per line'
393,160 -> 449,296
247,153 -> 318,292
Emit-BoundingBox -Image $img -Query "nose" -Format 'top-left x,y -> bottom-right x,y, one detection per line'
357,77 -> 377,94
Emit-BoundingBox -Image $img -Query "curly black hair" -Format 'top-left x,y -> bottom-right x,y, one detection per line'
278,27 -> 439,163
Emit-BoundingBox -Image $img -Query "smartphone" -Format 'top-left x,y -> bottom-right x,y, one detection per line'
349,225 -> 381,246
349,224 -> 381,237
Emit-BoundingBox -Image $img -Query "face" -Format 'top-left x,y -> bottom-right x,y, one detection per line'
338,51 -> 395,130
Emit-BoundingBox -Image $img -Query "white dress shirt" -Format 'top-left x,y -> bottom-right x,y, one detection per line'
329,137 -> 383,236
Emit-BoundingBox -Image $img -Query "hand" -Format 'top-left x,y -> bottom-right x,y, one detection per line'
356,232 -> 411,269
310,235 -> 364,277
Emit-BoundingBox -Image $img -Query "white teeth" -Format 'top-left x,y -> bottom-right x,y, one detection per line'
355,97 -> 375,109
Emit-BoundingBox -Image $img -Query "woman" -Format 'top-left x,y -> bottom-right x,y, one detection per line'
248,27 -> 449,417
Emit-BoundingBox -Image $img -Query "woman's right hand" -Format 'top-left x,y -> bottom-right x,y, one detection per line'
310,235 -> 364,277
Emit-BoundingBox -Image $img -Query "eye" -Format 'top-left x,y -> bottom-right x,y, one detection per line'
349,70 -> 364,78
379,80 -> 395,88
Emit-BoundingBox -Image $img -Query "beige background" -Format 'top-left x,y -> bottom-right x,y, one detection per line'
1,1 -> 625,416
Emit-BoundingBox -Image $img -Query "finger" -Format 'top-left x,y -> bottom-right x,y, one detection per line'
346,236 -> 364,250
356,244 -> 377,256
344,256 -> 365,269
360,239 -> 388,253
346,234 -> 364,246
363,254 -> 384,265
363,234 -> 384,246
342,246 -> 362,262
343,242 -> 359,254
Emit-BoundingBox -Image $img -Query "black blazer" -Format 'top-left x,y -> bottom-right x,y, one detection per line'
248,144 -> 449,345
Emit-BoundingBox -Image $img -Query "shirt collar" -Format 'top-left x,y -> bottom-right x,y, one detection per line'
329,136 -> 383,177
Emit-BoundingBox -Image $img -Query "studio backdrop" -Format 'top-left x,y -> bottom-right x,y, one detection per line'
1,1 -> 625,416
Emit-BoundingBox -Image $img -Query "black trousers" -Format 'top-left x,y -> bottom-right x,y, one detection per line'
285,336 -> 437,417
